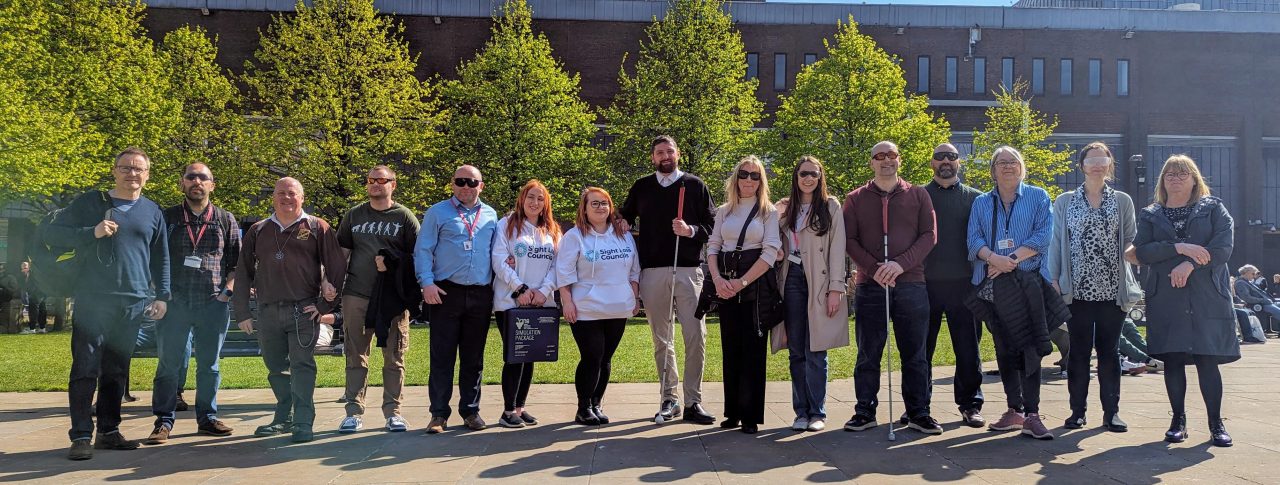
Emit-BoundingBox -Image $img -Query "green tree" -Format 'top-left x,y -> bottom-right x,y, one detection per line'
970,81 -> 1073,198
601,0 -> 763,197
242,0 -> 444,219
765,17 -> 950,197
439,0 -> 601,219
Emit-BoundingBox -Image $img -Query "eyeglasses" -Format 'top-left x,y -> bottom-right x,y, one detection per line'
872,151 -> 900,161
454,178 -> 481,188
588,200 -> 610,209
1164,171 -> 1191,180
737,170 -> 761,181
367,177 -> 395,185
1082,157 -> 1112,167
183,173 -> 212,182
798,170 -> 821,179
994,159 -> 1021,167
115,165 -> 148,175
932,152 -> 959,162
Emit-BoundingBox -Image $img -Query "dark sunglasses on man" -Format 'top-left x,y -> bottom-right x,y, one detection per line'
736,170 -> 761,181
932,152 -> 959,162
454,177 -> 481,188
367,177 -> 395,185
183,173 -> 212,182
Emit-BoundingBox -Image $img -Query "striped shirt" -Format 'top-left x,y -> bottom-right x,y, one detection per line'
966,183 -> 1054,285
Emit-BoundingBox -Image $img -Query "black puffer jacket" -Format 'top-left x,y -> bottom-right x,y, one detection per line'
966,269 -> 1072,373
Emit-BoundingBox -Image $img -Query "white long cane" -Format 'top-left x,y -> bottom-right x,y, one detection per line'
656,184 -> 687,425
882,196 -> 896,442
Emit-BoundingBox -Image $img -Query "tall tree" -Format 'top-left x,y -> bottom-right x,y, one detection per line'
439,0 -> 601,218
242,0 -> 444,218
970,81 -> 1073,198
602,0 -> 763,196
765,17 -> 950,197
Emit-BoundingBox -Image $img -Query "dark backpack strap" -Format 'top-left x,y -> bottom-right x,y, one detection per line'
734,203 -> 761,251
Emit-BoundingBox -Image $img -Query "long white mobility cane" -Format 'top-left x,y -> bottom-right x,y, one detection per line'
882,196 -> 896,441
656,184 -> 687,425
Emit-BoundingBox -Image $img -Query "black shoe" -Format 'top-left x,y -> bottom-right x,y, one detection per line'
719,418 -> 740,429
175,393 -> 189,412
291,424 -> 314,443
741,423 -> 758,434
1103,413 -> 1128,433
683,403 -> 715,425
1165,414 -> 1188,443
1064,413 -> 1087,430
657,399 -> 681,420
1209,419 -> 1233,447
843,414 -> 877,432
68,439 -> 93,461
519,411 -> 539,425
897,412 -> 909,425
960,409 -> 986,428
575,409 -> 601,426
498,412 -> 525,429
122,394 -> 139,403
591,406 -> 610,424
94,431 -> 139,450
907,415 -> 943,435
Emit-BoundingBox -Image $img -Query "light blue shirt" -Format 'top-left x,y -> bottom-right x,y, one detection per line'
414,197 -> 498,287
966,183 -> 1054,285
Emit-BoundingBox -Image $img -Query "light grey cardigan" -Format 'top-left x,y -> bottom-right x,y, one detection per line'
1048,187 -> 1145,311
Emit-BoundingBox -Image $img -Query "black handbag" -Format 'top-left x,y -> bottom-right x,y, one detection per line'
695,204 -> 758,319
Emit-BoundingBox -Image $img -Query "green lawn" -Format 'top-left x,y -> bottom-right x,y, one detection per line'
0,317 -> 996,392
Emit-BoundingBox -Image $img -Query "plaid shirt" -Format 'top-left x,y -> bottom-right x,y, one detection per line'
163,203 -> 241,302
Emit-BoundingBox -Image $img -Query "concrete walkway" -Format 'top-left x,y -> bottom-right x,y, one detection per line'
2,343 -> 1279,484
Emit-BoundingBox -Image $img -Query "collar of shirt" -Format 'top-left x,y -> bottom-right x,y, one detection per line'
452,196 -> 483,213
931,179 -> 961,190
269,211 -> 309,230
656,170 -> 685,187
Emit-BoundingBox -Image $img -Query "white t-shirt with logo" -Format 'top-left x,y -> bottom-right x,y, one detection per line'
492,217 -> 559,312
555,225 -> 641,321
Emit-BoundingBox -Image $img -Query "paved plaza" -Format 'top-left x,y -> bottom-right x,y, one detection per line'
1,343 -> 1278,484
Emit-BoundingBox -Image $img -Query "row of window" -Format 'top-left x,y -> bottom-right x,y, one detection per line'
745,51 -> 1131,98
917,56 -> 1131,97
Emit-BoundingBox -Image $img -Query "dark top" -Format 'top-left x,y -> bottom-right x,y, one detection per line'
924,180 -> 981,282
163,202 -> 240,302
233,215 -> 347,317
619,173 -> 717,269
44,191 -> 171,301
843,179 -> 937,285
337,202 -> 420,298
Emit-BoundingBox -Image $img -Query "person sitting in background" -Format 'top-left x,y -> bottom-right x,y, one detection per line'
1117,318 -> 1163,375
1235,265 -> 1280,333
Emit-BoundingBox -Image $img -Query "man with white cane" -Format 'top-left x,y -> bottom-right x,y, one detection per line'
842,141 -> 941,436
619,135 -> 718,425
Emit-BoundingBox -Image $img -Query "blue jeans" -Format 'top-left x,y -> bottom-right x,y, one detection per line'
152,297 -> 229,427
68,295 -> 147,441
784,265 -> 828,420
853,282 -> 931,419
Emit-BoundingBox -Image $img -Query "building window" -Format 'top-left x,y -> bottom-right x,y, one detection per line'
775,53 -> 787,90
1117,59 -> 1130,97
804,53 -> 817,66
1031,58 -> 1044,95
1089,58 -> 1101,96
945,57 -> 958,94
974,57 -> 986,94
746,53 -> 758,80
918,56 -> 930,93
1060,59 -> 1073,96
1002,57 -> 1014,92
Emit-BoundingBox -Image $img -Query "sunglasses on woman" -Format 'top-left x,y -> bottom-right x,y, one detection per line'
737,170 -> 761,181
798,170 -> 821,179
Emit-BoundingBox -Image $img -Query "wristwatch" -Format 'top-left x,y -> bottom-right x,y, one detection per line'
1009,253 -> 1019,262
220,288 -> 234,298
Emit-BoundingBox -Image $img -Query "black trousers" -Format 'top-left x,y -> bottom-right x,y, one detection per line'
1067,299 -> 1125,415
495,311 -> 535,412
720,300 -> 767,425
571,318 -> 626,408
428,282 -> 492,419
68,295 -> 147,441
926,279 -> 985,412
990,330 -> 1042,414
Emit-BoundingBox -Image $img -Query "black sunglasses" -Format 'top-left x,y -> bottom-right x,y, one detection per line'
932,152 -> 959,162
798,170 -> 821,179
872,151 -> 900,161
183,173 -> 212,182
736,170 -> 761,181
367,177 -> 395,185
454,178 -> 481,188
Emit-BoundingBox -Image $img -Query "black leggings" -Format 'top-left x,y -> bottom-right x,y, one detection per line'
1163,354 -> 1225,422
495,311 -> 535,412
571,318 -> 626,408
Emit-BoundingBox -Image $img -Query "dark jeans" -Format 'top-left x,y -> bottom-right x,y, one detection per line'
68,295 -> 148,441
784,266 -> 828,420
570,318 -> 626,408
27,295 -> 48,330
926,279 -> 985,412
428,281 -> 492,419
496,310 -> 535,412
1067,299 -> 1125,416
153,297 -> 230,428
720,299 -> 767,425
990,329 -> 1041,414
853,282 -> 931,418
257,300 -> 320,426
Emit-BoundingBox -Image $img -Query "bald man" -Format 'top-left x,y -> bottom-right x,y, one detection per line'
414,165 -> 499,434
234,177 -> 346,443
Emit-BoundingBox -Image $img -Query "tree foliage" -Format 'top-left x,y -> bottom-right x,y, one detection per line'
970,81 -> 1073,198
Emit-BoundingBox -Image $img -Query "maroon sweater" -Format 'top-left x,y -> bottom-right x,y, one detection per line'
842,179 -> 937,285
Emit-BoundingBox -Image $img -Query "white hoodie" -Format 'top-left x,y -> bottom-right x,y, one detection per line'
555,225 -> 641,321
492,217 -> 558,312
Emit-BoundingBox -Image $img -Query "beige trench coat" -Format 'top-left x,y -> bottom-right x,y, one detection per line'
770,196 -> 851,354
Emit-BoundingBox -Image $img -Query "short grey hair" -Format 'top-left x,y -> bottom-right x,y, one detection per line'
989,145 -> 1027,181
1239,264 -> 1260,276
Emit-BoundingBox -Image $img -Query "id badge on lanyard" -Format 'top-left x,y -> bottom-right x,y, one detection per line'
454,200 -> 480,251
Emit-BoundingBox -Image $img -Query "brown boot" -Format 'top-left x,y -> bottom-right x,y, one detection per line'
145,426 -> 170,445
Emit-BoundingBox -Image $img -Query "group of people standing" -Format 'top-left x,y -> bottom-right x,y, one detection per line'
55,132 -> 1241,461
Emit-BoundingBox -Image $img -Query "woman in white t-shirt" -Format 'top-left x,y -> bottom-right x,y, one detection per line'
492,180 -> 561,429
556,187 -> 640,426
